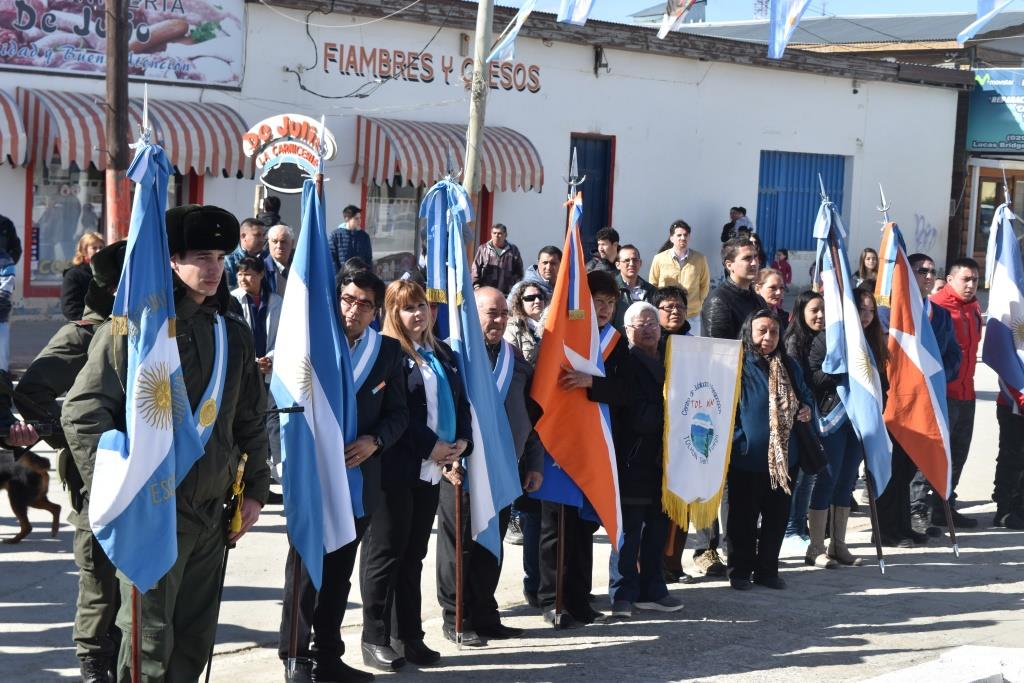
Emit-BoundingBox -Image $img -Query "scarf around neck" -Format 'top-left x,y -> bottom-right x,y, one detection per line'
767,354 -> 798,493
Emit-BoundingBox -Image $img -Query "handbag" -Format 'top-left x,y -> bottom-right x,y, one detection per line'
795,419 -> 828,475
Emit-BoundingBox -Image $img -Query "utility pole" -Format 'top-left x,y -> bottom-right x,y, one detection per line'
463,0 -> 493,248
105,0 -> 130,241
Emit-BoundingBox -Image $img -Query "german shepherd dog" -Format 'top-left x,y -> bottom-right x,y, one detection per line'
0,452 -> 61,543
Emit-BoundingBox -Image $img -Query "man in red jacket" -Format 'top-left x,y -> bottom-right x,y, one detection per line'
929,258 -> 983,528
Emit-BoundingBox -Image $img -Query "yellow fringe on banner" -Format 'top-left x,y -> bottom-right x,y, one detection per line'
110,315 -> 128,337
568,309 -> 584,320
426,288 -> 447,304
661,338 -> 745,531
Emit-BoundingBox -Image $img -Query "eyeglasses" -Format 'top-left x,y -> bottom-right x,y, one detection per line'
340,294 -> 375,312
618,257 -> 641,264
658,304 -> 684,312
628,320 -> 660,330
915,267 -> 937,276
521,294 -> 544,302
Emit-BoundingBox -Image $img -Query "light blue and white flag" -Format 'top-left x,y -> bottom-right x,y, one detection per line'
558,0 -> 596,26
88,143 -> 207,592
657,0 -> 698,40
270,175 -> 360,590
420,178 -> 522,560
814,197 -> 892,494
958,0 -> 1014,45
982,202 -> 1024,413
769,0 -> 812,59
487,0 -> 537,64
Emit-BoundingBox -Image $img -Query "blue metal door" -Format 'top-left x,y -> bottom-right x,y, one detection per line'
569,135 -> 614,256
756,151 -> 846,264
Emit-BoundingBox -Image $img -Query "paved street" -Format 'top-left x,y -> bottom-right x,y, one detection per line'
1,358 -> 1022,682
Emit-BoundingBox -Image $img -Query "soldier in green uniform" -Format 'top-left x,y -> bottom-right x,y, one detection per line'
61,205 -> 271,683
14,240 -> 126,683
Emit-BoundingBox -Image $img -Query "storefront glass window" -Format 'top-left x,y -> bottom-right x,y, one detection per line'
365,178 -> 424,281
30,157 -> 179,289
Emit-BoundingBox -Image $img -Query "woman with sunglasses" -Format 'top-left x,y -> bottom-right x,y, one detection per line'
505,283 -> 548,364
360,280 -> 472,671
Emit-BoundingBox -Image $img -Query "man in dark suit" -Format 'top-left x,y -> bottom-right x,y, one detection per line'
435,287 -> 545,645
279,269 -> 409,683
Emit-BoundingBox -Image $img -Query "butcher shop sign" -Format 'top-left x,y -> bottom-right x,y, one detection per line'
243,114 -> 338,194
0,0 -> 245,87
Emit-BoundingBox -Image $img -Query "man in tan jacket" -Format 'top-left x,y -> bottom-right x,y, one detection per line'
647,220 -> 710,335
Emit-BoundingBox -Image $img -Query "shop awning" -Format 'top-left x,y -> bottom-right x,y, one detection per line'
16,88 -> 252,177
352,115 -> 543,193
0,90 -> 26,166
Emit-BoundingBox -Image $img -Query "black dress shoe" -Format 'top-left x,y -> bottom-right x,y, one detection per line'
933,508 -> 978,528
543,609 -> 575,629
753,575 -> 787,590
906,529 -> 930,545
80,658 -> 111,683
911,513 -> 943,537
875,533 -> 913,548
284,657 -> 314,683
442,623 -> 483,646
523,590 -> 540,608
312,658 -> 375,683
475,622 -> 523,639
360,643 -> 405,672
569,606 -> 607,625
395,638 -> 441,665
729,576 -> 753,591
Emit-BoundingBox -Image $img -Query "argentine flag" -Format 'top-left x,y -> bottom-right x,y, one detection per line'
270,177 -> 360,590
768,0 -> 811,59
421,179 -> 522,559
958,0 -> 1013,45
558,0 -> 596,26
88,143 -> 205,593
982,202 -> 1024,412
486,0 -> 537,64
814,199 -> 893,494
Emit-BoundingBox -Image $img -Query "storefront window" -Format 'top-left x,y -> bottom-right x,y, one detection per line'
365,178 -> 424,281
29,157 -> 179,290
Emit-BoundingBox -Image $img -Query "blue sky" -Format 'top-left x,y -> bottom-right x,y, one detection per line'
495,1 -> 989,23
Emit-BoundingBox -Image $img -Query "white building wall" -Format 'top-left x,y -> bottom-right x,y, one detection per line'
0,5 -> 957,308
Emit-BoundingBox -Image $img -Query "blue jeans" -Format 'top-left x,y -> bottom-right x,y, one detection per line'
520,508 -> 541,595
785,470 -> 816,537
609,503 -> 670,605
810,421 -> 863,510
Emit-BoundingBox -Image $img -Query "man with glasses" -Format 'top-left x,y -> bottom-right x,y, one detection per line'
278,269 -> 409,683
648,220 -> 710,335
902,254 -> 962,537
613,244 -> 657,330
929,258 -> 983,529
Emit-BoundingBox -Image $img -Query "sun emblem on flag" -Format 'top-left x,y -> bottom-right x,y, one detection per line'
854,348 -> 875,385
198,398 -> 217,428
1012,317 -> 1024,349
298,356 -> 313,401
138,363 -> 175,429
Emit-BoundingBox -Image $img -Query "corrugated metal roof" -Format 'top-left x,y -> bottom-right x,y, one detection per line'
649,12 -> 1024,45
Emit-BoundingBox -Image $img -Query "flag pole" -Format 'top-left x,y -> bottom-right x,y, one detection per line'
454,473 -> 464,647
548,149 -> 586,631
864,470 -> 886,575
941,497 -> 961,558
131,585 -> 141,683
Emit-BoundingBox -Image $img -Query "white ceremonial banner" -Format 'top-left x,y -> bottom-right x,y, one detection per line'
662,335 -> 743,529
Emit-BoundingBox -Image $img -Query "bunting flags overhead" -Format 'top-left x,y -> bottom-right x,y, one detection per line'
958,0 -> 1013,45
769,0 -> 812,58
487,0 -> 538,63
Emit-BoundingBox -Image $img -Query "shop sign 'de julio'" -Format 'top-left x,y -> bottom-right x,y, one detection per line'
243,114 -> 338,194
0,0 -> 245,86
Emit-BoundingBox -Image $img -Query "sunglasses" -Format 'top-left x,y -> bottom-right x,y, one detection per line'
916,267 -> 937,276
521,294 -> 545,302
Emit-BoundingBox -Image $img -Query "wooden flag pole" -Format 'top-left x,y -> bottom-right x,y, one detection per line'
454,477 -> 464,648
864,471 -> 886,575
131,585 -> 140,683
552,503 -> 568,629
285,546 -> 303,674
941,497 -> 961,558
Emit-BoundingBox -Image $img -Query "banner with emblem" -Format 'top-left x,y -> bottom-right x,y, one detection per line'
662,335 -> 743,530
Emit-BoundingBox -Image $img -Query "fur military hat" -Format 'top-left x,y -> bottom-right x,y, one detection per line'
166,205 -> 239,255
89,240 -> 127,290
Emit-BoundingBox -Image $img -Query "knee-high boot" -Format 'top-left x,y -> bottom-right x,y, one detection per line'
805,509 -> 837,569
827,505 -> 862,566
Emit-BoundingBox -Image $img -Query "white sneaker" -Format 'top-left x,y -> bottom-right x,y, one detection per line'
635,595 -> 684,612
611,600 -> 633,617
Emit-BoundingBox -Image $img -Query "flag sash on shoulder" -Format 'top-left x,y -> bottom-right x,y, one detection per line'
493,340 -> 514,401
351,327 -> 382,392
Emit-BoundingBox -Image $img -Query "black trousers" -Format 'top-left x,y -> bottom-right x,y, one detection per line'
278,517 -> 370,662
910,397 -> 976,514
876,440 -> 915,540
994,403 -> 1024,513
360,482 -> 439,645
725,467 -> 793,581
537,501 -> 598,616
436,478 -> 511,630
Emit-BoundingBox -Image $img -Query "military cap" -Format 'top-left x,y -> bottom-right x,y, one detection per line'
166,205 -> 239,255
90,240 -> 127,290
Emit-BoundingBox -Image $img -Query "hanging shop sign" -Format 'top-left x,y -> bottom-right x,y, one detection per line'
966,68 -> 1024,152
0,0 -> 245,86
243,114 -> 338,194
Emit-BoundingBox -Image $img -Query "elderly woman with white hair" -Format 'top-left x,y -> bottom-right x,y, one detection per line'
608,301 -> 684,618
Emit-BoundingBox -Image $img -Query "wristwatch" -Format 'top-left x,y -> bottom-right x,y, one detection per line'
373,435 -> 384,453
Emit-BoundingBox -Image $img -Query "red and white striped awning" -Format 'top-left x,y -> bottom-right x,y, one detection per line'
17,88 -> 252,177
352,115 -> 543,193
0,90 -> 26,166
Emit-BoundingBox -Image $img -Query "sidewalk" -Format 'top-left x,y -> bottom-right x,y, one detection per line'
1,363 -> 1020,682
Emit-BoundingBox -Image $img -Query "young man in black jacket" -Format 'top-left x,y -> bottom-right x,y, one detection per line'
693,237 -> 765,578
279,269 -> 409,683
